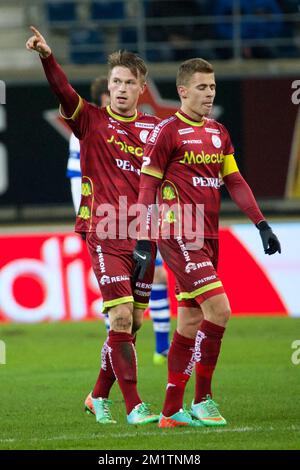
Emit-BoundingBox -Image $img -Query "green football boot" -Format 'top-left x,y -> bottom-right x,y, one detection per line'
127,402 -> 159,425
92,397 -> 117,424
191,395 -> 227,426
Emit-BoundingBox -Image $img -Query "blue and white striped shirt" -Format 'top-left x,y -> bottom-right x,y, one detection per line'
66,133 -> 81,178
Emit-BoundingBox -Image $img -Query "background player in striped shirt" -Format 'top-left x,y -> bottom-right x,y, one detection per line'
26,26 -> 160,426
133,58 -> 281,428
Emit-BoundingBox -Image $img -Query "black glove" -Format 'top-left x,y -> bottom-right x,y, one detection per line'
256,221 -> 281,255
133,240 -> 152,282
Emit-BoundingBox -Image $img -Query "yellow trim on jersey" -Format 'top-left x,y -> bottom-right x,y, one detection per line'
141,167 -> 164,179
59,94 -> 83,121
133,301 -> 149,309
221,154 -> 239,177
106,105 -> 138,122
176,281 -> 223,301
175,111 -> 205,127
102,296 -> 134,312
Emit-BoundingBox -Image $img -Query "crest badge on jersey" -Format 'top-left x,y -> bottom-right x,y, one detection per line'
212,135 -> 221,148
139,130 -> 150,143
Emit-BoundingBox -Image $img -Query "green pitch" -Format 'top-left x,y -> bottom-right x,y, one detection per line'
0,317 -> 299,450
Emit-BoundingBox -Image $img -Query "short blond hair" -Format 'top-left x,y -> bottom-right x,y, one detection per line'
108,50 -> 148,84
176,58 -> 214,87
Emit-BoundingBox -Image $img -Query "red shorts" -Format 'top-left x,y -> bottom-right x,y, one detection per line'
86,233 -> 156,312
158,237 -> 224,307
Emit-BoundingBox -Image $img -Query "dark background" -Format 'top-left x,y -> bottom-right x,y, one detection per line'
0,76 -> 297,209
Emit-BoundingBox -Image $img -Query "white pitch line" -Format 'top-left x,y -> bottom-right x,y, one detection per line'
1,425 -> 300,444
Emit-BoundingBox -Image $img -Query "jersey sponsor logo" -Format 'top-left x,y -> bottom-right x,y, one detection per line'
148,116 -> 176,144
135,122 -> 155,129
135,281 -> 152,289
108,117 -> 120,125
182,139 -> 202,144
180,150 -> 224,165
193,274 -> 217,287
96,245 -> 106,273
205,127 -> 220,134
115,159 -> 140,175
185,260 -> 213,274
178,128 -> 195,135
176,237 -> 191,263
192,177 -> 221,189
100,274 -> 130,286
107,135 -> 143,157
212,135 -> 221,148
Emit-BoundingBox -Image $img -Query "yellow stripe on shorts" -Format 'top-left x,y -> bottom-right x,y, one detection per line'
176,281 -> 223,301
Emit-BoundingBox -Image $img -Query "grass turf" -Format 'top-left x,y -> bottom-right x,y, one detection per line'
0,317 -> 299,450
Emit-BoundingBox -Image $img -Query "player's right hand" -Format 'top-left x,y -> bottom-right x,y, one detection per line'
26,26 -> 51,58
256,221 -> 281,255
133,240 -> 152,282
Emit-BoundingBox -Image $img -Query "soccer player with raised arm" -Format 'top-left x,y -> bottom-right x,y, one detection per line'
26,26 -> 160,425
67,76 -> 170,361
133,58 -> 281,428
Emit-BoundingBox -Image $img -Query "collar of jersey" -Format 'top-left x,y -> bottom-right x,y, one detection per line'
175,110 -> 205,127
106,105 -> 138,122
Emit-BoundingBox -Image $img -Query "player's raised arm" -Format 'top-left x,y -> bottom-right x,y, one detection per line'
26,26 -> 81,123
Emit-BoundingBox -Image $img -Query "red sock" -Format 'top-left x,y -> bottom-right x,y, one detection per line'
107,330 -> 142,414
162,330 -> 195,417
194,320 -> 225,403
92,340 -> 116,399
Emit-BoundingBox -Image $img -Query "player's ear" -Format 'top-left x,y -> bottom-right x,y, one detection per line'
139,81 -> 146,96
177,85 -> 187,100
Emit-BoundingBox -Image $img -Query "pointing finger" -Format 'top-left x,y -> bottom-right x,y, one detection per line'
30,26 -> 42,38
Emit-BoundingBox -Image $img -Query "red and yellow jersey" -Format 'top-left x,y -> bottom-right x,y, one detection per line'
141,110 -> 239,238
61,102 -> 160,235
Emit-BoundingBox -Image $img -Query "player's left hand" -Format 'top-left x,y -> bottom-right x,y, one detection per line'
133,240 -> 152,282
256,221 -> 281,255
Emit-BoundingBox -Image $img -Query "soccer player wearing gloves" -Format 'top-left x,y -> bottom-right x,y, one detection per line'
133,58 -> 281,428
